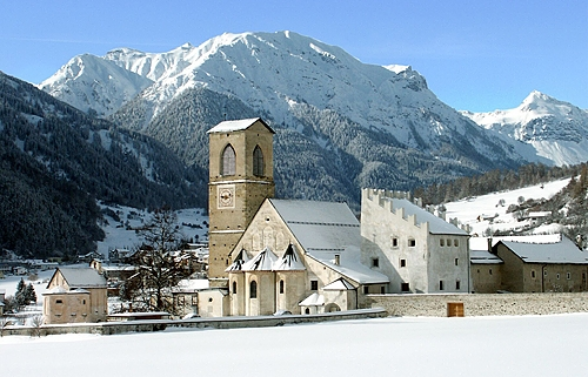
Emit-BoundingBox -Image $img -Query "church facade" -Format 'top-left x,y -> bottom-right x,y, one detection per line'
205,118 -> 470,317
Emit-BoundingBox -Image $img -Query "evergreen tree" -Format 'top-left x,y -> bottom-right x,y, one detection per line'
25,283 -> 37,304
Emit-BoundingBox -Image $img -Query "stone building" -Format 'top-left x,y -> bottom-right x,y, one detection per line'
360,189 -> 471,294
207,118 -> 275,288
495,235 -> 588,293
43,268 -> 108,324
225,199 -> 389,316
469,238 -> 503,293
205,118 -> 472,317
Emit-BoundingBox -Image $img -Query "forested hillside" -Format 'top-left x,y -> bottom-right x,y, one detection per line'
0,72 -> 206,258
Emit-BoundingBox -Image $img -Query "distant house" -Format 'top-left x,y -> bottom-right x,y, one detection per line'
495,234 -> 588,293
43,268 -> 108,324
361,189 -> 471,294
523,211 -> 551,226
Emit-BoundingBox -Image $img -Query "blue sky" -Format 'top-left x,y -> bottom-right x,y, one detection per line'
0,0 -> 586,112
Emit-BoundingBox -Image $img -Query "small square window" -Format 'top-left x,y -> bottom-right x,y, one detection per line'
456,281 -> 461,290
363,286 -> 369,294
372,258 -> 379,268
400,259 -> 406,268
311,280 -> 318,291
556,273 -> 560,280
380,286 -> 386,294
401,283 -> 410,292
392,237 -> 398,248
408,239 -> 416,247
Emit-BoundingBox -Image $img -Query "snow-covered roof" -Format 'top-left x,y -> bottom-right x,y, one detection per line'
270,199 -> 389,284
207,117 -> 274,134
470,250 -> 503,264
499,235 -> 588,264
52,268 -> 107,289
323,278 -> 356,290
230,245 -> 306,272
299,292 -> 325,306
390,198 -> 468,236
242,247 -> 279,271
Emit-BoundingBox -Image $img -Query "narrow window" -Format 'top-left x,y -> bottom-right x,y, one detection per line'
544,270 -> 548,277
221,144 -> 236,176
531,270 -> 536,278
439,280 -> 444,290
446,238 -> 451,247
401,283 -> 410,292
400,259 -> 406,268
232,281 -> 237,294
305,308 -> 310,314
279,280 -> 284,294
440,239 -> 445,247
380,286 -> 386,294
567,272 -> 571,280
253,146 -> 264,176
82,299 -> 86,305
556,273 -> 560,280
250,280 -> 257,299
392,237 -> 398,248
310,280 -> 318,291
363,286 -> 369,294
454,239 -> 459,247
408,238 -> 416,247
372,257 -> 379,268
456,280 -> 461,290
489,269 -> 493,276
454,258 -> 459,266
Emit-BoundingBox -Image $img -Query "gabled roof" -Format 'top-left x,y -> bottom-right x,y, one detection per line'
49,268 -> 107,289
390,198 -> 468,236
226,249 -> 250,272
323,278 -> 356,290
207,117 -> 275,134
299,292 -> 325,306
269,199 -> 389,284
242,247 -> 278,271
229,245 -> 306,272
273,244 -> 305,271
499,235 -> 588,264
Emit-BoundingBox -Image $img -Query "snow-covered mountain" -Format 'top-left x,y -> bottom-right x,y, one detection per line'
40,54 -> 153,117
462,91 -> 588,166
40,31 -> 531,204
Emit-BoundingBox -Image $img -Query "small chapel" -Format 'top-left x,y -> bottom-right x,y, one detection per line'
204,117 -> 469,317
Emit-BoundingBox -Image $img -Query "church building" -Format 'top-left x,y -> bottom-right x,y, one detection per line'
205,118 -> 470,317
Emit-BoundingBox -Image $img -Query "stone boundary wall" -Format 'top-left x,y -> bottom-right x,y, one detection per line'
0,308 -> 387,337
365,293 -> 588,317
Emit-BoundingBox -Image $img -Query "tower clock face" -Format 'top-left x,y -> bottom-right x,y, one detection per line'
218,186 -> 235,208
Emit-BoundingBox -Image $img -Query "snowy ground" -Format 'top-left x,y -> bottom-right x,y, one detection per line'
2,313 -> 587,376
445,177 -> 571,236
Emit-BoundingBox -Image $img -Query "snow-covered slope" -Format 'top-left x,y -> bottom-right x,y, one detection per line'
39,54 -> 153,117
445,177 -> 571,236
462,91 -> 588,166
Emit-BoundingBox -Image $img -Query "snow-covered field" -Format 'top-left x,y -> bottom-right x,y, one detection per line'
2,313 -> 587,376
96,205 -> 208,257
445,177 -> 571,236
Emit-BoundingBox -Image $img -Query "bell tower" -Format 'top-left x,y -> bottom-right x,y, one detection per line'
207,118 -> 275,287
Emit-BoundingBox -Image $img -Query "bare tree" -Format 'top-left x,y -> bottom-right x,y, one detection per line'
29,315 -> 44,337
123,207 -> 192,314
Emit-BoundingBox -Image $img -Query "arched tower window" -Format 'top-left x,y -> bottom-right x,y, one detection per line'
221,145 -> 236,176
250,280 -> 257,299
232,281 -> 237,295
253,146 -> 264,176
279,280 -> 284,294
